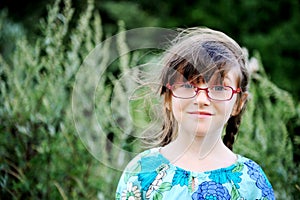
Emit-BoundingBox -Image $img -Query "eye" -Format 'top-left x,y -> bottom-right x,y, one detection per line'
212,85 -> 226,91
181,83 -> 194,89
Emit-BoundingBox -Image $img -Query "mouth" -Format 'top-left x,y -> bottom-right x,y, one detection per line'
188,111 -> 214,117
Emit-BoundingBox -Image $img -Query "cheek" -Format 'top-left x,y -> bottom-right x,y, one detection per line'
222,100 -> 237,120
214,100 -> 236,122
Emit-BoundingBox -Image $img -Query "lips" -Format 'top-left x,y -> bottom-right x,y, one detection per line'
189,111 -> 213,115
188,111 -> 214,116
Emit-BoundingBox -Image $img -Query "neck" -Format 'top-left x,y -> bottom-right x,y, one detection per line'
160,128 -> 237,172
162,127 -> 226,162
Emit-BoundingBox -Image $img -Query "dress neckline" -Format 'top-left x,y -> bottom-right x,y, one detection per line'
153,147 -> 243,175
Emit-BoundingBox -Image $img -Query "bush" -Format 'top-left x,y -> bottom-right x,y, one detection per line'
0,0 -> 115,199
235,51 -> 299,199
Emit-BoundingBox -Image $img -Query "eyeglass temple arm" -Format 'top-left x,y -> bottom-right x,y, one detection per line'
233,88 -> 241,93
166,83 -> 171,89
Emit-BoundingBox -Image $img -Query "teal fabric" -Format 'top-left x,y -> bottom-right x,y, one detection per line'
116,148 -> 275,200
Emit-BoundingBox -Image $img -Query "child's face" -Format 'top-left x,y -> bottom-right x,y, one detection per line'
170,68 -> 241,138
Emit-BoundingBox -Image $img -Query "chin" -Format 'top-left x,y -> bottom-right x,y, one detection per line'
193,129 -> 209,137
193,127 -> 221,138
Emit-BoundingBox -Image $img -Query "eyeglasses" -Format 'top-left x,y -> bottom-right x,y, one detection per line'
166,82 -> 241,101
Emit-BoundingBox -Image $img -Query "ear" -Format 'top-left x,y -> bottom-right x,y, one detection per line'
231,92 -> 248,116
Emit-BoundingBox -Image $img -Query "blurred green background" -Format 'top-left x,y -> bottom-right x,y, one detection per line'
0,0 -> 299,199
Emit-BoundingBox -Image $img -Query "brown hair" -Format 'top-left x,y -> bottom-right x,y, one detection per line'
146,27 -> 249,150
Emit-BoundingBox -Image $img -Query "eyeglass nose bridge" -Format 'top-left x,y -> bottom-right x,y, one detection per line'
194,87 -> 210,98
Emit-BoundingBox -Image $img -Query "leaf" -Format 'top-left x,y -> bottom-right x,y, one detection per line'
153,192 -> 163,200
232,163 -> 244,172
230,184 -> 241,200
158,182 -> 172,192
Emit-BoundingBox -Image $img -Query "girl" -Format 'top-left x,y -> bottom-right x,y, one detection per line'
115,27 -> 275,200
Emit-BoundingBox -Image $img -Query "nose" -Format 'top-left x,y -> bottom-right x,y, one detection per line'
194,89 -> 211,105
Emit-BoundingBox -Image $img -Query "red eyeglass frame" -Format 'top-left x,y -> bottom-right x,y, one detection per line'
166,82 -> 241,101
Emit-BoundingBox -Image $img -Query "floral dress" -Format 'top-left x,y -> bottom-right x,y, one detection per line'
115,148 -> 275,200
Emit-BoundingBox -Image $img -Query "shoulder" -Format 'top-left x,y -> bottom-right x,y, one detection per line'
116,148 -> 171,200
237,155 -> 270,182
238,155 -> 262,169
237,155 -> 269,179
123,147 -> 169,173
235,155 -> 275,199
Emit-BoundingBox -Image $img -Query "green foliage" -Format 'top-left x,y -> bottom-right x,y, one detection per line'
0,10 -> 26,62
235,52 -> 299,199
100,1 -> 159,32
0,0 -> 299,199
0,0 -> 117,199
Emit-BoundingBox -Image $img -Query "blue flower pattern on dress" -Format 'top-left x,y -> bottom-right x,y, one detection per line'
245,160 -> 275,200
172,167 -> 190,187
116,148 -> 275,200
137,156 -> 159,191
137,154 -> 169,192
206,165 -> 243,189
138,170 -> 158,192
192,181 -> 230,200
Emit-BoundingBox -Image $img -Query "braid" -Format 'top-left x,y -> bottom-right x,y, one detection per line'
223,113 -> 242,150
223,57 -> 249,150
